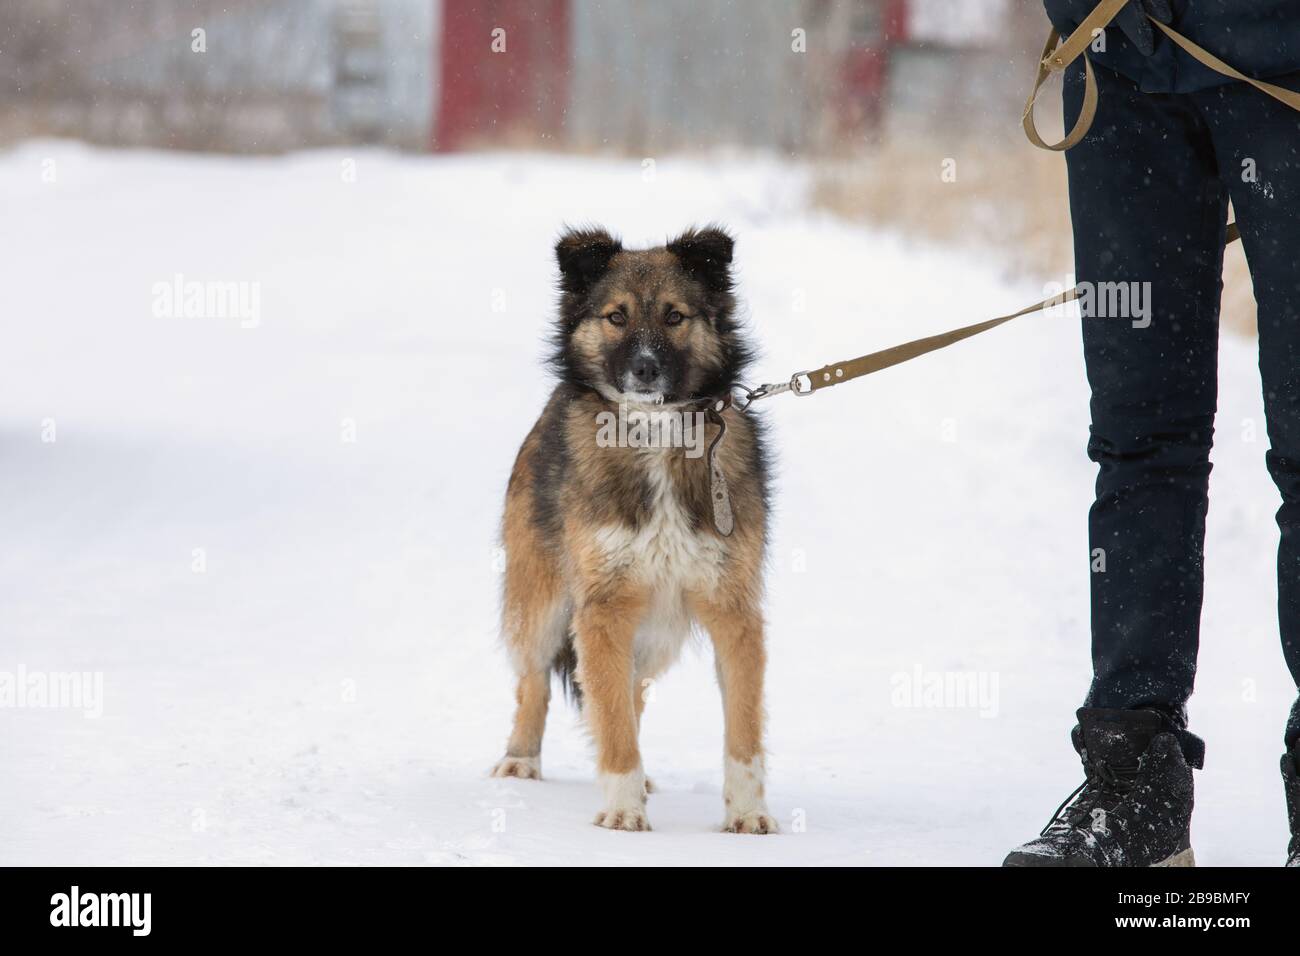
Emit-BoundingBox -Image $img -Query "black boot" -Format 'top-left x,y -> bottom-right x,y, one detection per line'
1284,743 -> 1300,867
1003,708 -> 1204,867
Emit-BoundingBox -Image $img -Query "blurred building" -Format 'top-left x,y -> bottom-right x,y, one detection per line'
0,0 -> 435,151
434,0 -> 906,153
0,0 -> 1046,154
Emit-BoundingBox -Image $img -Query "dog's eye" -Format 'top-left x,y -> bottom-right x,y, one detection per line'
665,310 -> 684,326
605,311 -> 626,326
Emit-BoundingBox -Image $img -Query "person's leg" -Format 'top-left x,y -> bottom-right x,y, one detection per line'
1193,75 -> 1300,748
1003,61 -> 1223,868
1063,62 -> 1228,728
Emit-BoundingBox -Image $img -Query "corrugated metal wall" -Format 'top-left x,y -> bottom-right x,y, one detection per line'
566,0 -> 862,153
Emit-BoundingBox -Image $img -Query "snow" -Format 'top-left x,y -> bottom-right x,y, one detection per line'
0,142 -> 1292,866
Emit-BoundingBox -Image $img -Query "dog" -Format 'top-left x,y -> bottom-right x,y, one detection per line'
490,225 -> 776,833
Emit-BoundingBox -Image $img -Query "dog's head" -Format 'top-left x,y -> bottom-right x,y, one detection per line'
550,225 -> 751,404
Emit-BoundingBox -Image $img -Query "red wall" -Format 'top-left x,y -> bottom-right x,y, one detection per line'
434,0 -> 571,151
837,0 -> 908,138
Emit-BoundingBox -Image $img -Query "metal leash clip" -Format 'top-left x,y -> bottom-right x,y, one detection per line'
731,372 -> 813,411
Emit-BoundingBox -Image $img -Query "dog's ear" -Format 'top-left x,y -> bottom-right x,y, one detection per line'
555,227 -> 621,295
667,225 -> 734,292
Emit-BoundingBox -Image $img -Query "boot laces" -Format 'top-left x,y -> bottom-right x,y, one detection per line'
1040,754 -> 1140,837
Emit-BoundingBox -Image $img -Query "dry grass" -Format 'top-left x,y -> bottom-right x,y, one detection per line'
812,136 -> 1257,338
1220,236 -> 1257,338
813,139 -> 1074,278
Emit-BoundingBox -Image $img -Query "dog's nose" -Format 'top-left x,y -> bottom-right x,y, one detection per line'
631,353 -> 661,384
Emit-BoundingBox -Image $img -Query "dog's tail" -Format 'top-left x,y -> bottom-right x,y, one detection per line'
552,628 -> 582,707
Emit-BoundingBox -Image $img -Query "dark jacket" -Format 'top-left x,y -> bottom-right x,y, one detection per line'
1043,0 -> 1300,92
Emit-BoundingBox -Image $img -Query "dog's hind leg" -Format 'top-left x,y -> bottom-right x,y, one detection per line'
491,481 -> 567,781
693,595 -> 778,834
492,670 -> 551,780
491,591 -> 568,780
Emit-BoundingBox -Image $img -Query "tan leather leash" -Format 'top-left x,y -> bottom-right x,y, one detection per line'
732,0 -> 1300,410
731,286 -> 1082,409
706,288 -> 1086,533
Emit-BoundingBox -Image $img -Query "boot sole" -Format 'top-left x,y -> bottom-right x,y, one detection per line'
1003,845 -> 1196,867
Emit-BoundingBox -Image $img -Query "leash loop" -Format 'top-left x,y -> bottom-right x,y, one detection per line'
704,400 -> 735,536
1024,0 -> 1300,153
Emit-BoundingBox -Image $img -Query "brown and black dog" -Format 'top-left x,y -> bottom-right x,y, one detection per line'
490,225 -> 776,833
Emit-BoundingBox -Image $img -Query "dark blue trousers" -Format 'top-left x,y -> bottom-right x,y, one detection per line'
1062,62 -> 1300,745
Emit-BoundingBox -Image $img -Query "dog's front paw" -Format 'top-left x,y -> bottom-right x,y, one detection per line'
594,770 -> 651,831
594,806 -> 652,831
723,808 -> 778,834
490,755 -> 541,780
722,756 -> 775,833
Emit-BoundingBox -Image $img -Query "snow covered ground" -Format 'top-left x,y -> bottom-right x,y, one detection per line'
0,142 -> 1293,865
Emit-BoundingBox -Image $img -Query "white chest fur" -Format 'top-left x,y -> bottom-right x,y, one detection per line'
593,447 -> 725,676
